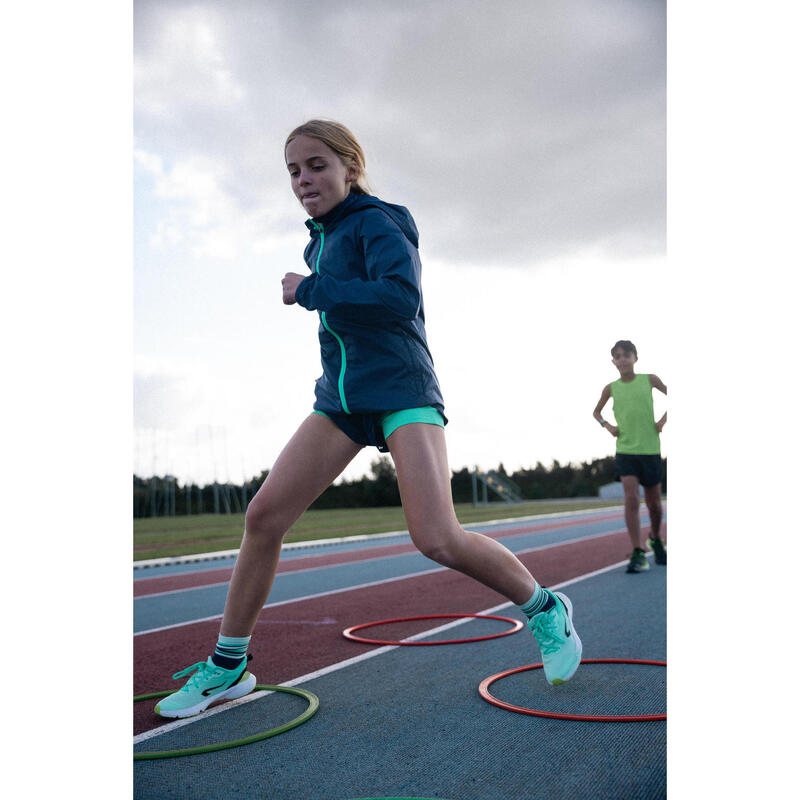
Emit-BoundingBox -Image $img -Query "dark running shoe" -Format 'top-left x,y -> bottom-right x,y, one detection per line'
626,548 -> 650,573
648,537 -> 667,565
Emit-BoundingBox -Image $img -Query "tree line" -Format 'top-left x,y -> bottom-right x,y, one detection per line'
133,456 -> 666,518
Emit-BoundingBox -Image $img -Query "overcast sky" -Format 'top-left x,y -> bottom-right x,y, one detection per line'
133,0 -> 667,485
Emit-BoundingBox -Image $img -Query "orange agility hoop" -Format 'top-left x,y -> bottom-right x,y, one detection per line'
342,613 -> 524,646
479,659 -> 666,722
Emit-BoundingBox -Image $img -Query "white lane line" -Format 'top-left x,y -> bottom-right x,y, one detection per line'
134,513 -> 635,601
134,528 -> 631,636
133,506 -> 626,570
133,557 -> 632,745
133,567 -> 445,636
136,550 -> 440,601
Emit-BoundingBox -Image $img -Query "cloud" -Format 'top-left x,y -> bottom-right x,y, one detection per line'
134,3 -> 245,118
133,1 -> 668,484
134,146 -> 298,258
134,0 -> 665,267
133,356 -> 205,430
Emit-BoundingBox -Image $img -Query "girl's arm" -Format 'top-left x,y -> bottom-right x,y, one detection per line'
282,272 -> 305,305
294,210 -> 421,323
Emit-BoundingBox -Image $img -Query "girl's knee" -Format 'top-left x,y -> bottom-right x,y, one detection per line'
244,501 -> 289,543
411,527 -> 460,567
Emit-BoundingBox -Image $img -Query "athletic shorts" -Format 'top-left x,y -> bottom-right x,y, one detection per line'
615,453 -> 663,488
313,406 -> 445,452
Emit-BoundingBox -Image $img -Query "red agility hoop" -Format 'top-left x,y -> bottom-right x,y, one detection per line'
342,613 -> 524,646
479,659 -> 667,722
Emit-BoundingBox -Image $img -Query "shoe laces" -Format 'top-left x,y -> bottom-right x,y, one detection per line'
171,660 -> 220,691
528,608 -> 564,655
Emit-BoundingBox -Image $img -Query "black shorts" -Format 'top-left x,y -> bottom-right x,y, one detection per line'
313,407 -> 445,453
615,453 -> 663,488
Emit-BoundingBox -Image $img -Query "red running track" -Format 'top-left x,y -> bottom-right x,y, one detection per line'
133,524 -> 663,735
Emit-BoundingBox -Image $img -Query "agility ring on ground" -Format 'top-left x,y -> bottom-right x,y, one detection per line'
479,659 -> 667,722
343,613 -> 524,646
133,684 -> 319,760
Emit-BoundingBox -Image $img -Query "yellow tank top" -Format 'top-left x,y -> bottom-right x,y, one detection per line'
610,373 -> 660,454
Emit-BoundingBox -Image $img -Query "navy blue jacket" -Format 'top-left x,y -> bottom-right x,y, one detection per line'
294,192 -> 446,419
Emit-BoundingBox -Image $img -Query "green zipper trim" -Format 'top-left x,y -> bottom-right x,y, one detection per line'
311,221 -> 350,414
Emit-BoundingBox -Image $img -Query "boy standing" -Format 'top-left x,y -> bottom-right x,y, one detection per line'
593,340 -> 667,573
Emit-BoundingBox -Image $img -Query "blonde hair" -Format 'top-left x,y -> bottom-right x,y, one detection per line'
285,119 -> 371,195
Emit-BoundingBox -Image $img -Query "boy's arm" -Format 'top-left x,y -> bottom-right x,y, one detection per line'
649,375 -> 667,432
593,385 -> 618,436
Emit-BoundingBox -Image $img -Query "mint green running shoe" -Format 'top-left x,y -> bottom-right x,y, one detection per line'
528,591 -> 583,686
154,656 -> 257,719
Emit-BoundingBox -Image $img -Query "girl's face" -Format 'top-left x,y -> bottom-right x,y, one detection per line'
285,135 -> 356,218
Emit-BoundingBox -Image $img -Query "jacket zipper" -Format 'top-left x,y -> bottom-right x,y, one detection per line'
311,221 -> 351,414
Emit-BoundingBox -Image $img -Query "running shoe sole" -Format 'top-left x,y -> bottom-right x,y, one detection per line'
550,592 -> 583,686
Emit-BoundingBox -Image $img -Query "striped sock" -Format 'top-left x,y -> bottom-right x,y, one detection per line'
519,582 -> 555,617
212,634 -> 251,669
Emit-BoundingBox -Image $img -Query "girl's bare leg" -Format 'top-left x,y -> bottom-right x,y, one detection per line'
387,423 -> 536,606
220,414 -> 362,637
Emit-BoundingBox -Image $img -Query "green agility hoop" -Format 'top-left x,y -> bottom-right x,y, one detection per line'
133,684 -> 319,760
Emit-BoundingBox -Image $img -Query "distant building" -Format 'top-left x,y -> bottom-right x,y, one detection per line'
599,482 -> 643,499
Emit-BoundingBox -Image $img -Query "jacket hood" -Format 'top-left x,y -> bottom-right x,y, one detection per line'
306,193 -> 419,248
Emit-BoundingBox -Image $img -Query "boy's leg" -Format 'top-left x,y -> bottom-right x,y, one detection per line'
643,482 -> 663,539
644,482 -> 667,564
155,413 -> 362,718
621,475 -> 644,550
387,422 -> 581,684
621,475 -> 649,573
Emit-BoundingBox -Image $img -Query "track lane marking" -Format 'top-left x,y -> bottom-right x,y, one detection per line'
134,527 -> 634,636
133,556 -> 634,745
133,510 -> 644,601
133,506 -> 626,570
133,509 -> 630,597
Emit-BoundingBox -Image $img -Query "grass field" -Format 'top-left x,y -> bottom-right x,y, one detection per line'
133,498 -> 622,561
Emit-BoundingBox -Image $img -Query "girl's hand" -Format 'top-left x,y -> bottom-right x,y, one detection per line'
282,272 -> 305,305
607,424 -> 619,437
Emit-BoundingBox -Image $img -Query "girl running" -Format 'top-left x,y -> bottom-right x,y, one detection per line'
155,120 -> 582,718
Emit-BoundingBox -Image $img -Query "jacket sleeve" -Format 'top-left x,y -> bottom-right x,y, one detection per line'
294,210 -> 421,324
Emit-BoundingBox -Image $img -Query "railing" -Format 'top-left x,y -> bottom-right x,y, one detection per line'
471,470 -> 524,504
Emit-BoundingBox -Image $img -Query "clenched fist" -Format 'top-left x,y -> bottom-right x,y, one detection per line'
282,272 -> 305,305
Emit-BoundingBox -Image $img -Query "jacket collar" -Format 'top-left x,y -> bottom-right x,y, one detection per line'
305,192 -> 366,232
